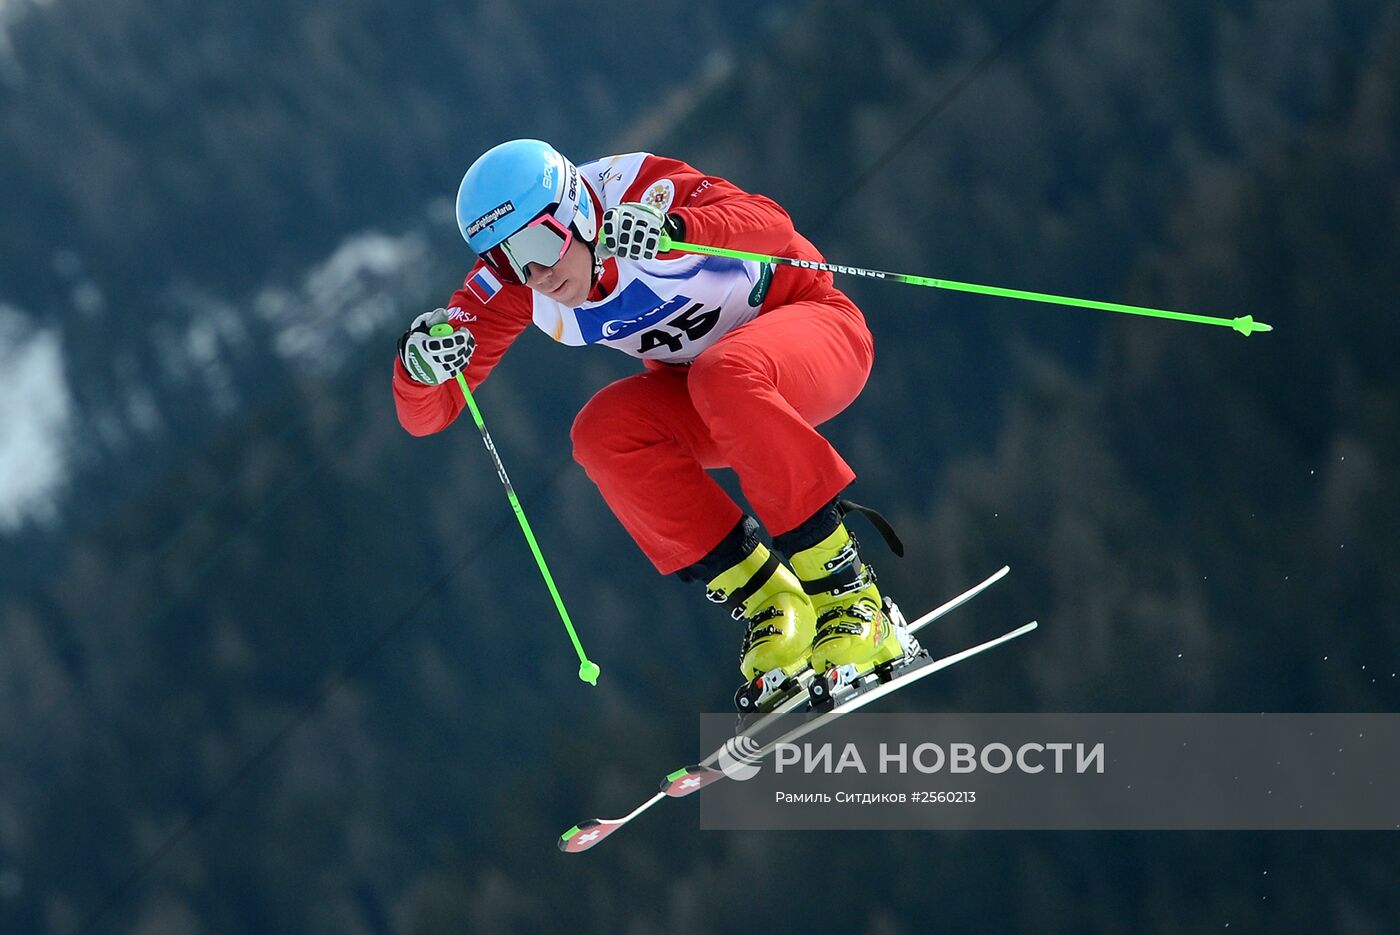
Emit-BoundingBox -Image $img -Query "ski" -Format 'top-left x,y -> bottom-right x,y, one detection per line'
558,566 -> 1023,853
654,620 -> 1038,800
559,619 -> 1037,852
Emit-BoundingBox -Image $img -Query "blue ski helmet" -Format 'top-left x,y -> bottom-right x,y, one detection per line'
456,139 -> 597,255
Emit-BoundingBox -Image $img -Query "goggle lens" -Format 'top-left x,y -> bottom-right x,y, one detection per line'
480,213 -> 573,286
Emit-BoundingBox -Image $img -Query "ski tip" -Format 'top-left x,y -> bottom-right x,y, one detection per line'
660,765 -> 726,798
558,818 -> 612,854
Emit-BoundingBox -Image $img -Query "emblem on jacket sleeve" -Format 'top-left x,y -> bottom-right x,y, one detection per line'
466,267 -> 501,303
641,179 -> 675,213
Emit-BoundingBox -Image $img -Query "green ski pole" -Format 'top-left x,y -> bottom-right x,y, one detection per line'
657,234 -> 1272,336
429,323 -> 600,686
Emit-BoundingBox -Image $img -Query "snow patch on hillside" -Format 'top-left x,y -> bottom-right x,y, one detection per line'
255,229 -> 437,373
0,304 -> 73,530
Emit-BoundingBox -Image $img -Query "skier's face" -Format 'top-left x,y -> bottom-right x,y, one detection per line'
524,236 -> 592,307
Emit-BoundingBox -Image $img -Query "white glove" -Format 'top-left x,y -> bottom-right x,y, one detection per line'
398,308 -> 476,385
599,202 -> 678,261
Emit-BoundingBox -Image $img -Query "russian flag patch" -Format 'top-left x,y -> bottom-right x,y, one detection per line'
466,267 -> 502,304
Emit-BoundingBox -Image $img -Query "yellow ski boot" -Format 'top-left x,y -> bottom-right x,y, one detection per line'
789,520 -> 903,677
706,541 -> 816,683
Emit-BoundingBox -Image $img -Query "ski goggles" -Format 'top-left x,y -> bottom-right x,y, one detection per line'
478,211 -> 573,286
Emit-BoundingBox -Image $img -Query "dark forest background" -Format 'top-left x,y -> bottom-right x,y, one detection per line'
1,0 -> 1397,932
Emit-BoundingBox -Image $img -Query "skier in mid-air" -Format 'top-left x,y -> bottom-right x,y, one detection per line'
392,139 -> 901,698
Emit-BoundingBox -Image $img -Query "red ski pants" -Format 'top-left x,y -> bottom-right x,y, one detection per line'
571,288 -> 874,575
